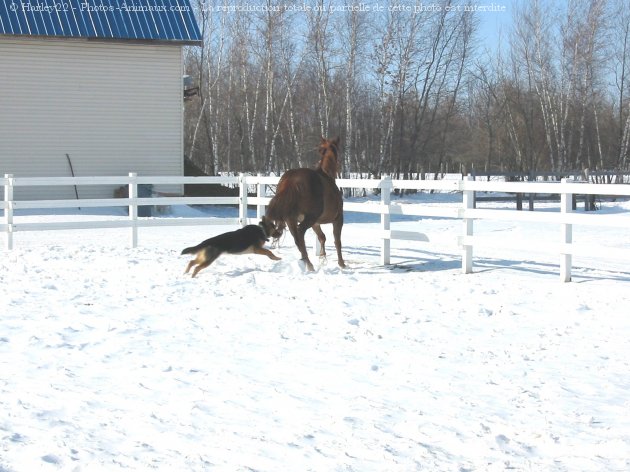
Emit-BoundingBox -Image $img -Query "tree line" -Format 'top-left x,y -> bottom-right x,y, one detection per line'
183,0 -> 630,178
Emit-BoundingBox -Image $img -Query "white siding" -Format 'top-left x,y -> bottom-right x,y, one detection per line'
0,38 -> 183,200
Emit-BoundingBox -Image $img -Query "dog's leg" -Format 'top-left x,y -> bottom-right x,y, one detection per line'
191,248 -> 222,278
191,261 -> 211,278
184,259 -> 197,275
185,252 -> 205,275
253,246 -> 281,260
312,223 -> 327,257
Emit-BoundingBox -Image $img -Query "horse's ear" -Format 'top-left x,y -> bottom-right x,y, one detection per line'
332,136 -> 340,146
320,136 -> 326,144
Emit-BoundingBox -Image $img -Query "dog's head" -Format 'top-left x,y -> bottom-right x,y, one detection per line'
260,216 -> 284,240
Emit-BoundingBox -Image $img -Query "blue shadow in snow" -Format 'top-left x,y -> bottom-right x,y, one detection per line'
373,246 -> 630,283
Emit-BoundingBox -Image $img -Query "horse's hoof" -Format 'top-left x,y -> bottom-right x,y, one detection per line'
299,259 -> 316,272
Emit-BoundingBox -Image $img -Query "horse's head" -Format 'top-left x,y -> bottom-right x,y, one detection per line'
317,136 -> 340,179
269,219 -> 286,247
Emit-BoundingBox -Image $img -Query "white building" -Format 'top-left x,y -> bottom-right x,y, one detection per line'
0,0 -> 201,199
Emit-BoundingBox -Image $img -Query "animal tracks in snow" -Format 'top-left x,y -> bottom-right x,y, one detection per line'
1,216 -> 630,471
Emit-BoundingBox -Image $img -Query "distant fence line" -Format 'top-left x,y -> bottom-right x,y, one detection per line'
365,168 -> 630,185
3,172 -> 630,282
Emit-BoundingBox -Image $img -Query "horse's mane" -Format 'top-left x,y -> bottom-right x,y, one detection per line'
316,137 -> 339,180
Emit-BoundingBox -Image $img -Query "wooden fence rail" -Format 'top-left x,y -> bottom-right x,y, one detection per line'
3,173 -> 630,282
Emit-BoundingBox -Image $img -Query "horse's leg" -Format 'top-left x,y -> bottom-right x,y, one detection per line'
287,218 -> 315,271
297,221 -> 316,271
333,214 -> 346,268
312,223 -> 326,257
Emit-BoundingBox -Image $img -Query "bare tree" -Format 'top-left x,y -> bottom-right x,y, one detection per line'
269,5 -> 307,171
340,3 -> 368,176
391,2 -> 423,179
470,58 -> 502,172
612,0 -> 630,168
307,1 -> 336,138
510,0 -> 607,172
181,0 -> 630,181
372,11 -> 396,176
434,7 -> 475,176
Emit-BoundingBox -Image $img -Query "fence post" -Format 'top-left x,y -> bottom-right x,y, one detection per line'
560,178 -> 572,282
4,174 -> 14,250
462,175 -> 474,274
381,176 -> 392,265
239,173 -> 248,227
128,172 -> 138,248
256,173 -> 266,220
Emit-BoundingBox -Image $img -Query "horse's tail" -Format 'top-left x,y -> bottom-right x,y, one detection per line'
265,176 -> 298,240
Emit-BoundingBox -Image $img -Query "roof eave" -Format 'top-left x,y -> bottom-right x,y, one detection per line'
0,34 -> 203,46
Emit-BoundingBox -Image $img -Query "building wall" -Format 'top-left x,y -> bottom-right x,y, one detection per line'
0,37 -> 183,200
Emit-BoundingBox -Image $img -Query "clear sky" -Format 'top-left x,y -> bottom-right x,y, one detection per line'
474,0 -> 515,54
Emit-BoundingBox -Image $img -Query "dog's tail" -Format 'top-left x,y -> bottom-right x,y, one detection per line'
181,244 -> 202,256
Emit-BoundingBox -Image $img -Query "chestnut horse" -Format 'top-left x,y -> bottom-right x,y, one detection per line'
266,137 -> 345,271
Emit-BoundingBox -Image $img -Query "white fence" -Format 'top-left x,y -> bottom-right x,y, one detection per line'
3,172 -> 630,282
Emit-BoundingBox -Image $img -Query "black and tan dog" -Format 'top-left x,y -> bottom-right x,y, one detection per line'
181,216 -> 281,277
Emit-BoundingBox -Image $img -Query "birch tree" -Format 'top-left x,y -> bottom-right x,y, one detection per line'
612,0 -> 630,168
307,1 -> 336,138
340,3 -> 368,176
372,12 -> 396,176
188,0 -> 228,175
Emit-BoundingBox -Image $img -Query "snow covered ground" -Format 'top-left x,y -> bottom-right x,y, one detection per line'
1,195 -> 630,471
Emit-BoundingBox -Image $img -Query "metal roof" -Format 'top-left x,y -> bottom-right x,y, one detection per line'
0,0 -> 202,44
